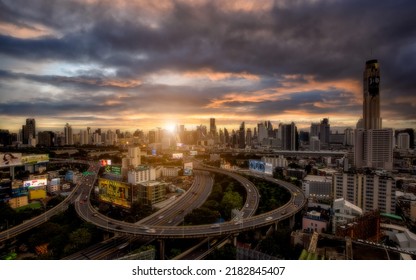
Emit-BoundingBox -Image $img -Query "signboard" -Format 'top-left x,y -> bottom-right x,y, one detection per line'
21,154 -> 49,165
24,179 -> 47,189
190,151 -> 198,156
104,165 -> 122,176
98,178 -> 131,208
249,160 -> 265,173
0,153 -> 22,167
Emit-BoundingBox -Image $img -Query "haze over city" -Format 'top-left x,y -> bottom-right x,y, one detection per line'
0,0 -> 415,132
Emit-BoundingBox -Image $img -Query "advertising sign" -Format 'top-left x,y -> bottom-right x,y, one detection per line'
24,179 -> 48,189
21,154 -> 49,165
98,178 -> 131,208
0,153 -> 22,167
249,160 -> 265,173
190,150 -> 198,156
29,189 -> 46,200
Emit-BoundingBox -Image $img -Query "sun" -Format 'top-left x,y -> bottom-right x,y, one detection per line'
165,123 -> 176,133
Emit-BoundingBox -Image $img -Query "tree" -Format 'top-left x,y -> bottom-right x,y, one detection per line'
221,191 -> 243,220
69,228 -> 92,248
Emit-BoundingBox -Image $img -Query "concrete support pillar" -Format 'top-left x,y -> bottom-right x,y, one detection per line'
159,239 -> 165,260
289,215 -> 295,229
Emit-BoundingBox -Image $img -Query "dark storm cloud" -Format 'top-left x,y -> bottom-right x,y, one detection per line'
0,0 -> 415,127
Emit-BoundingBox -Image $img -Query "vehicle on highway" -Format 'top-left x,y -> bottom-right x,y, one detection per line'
245,203 -> 249,208
139,226 -> 149,230
210,224 -> 220,228
265,216 -> 273,221
158,215 -> 164,219
281,210 -> 286,215
234,220 -> 242,225
146,229 -> 156,233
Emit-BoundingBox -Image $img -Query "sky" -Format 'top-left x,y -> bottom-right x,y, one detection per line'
0,0 -> 415,133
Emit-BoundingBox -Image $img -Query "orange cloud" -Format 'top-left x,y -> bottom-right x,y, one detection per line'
184,68 -> 260,81
0,22 -> 59,39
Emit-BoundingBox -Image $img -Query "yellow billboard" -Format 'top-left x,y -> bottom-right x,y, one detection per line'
21,154 -> 49,165
98,178 -> 131,208
29,189 -> 47,200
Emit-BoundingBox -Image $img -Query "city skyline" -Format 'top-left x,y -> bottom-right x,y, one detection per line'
1,0 -> 415,133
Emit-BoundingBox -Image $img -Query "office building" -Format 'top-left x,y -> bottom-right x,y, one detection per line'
397,132 -> 410,150
22,118 -> 36,145
64,123 -> 73,145
209,118 -> 216,137
280,122 -> 297,150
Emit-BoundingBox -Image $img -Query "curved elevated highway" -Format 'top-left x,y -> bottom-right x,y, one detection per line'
75,166 -> 306,239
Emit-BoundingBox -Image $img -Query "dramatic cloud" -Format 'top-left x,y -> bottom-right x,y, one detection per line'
0,0 -> 415,132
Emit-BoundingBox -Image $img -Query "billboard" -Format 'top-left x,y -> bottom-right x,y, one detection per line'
249,160 -> 265,173
24,179 -> 47,189
98,178 -> 131,208
11,186 -> 29,197
1,153 -> 22,167
104,165 -> 122,176
190,150 -> 198,156
21,154 -> 49,165
29,189 -> 46,200
184,162 -> 193,176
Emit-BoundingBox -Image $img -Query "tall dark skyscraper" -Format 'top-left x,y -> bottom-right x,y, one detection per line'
22,118 -> 36,144
238,122 -> 245,149
363,59 -> 381,129
354,59 -> 393,170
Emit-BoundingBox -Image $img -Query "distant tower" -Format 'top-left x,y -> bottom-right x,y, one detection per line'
363,59 -> 381,129
209,118 -> 216,136
238,122 -> 245,149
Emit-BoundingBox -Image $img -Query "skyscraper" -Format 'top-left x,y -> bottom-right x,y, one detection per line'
209,118 -> 216,137
22,118 -> 36,144
354,59 -> 393,170
363,59 -> 381,130
280,122 -> 297,151
238,122 -> 245,149
64,123 -> 73,145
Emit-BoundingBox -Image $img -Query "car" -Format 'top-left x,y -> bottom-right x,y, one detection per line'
158,215 -> 164,219
92,213 -> 98,217
168,219 -> 173,224
281,210 -> 287,215
139,226 -> 149,230
210,224 -> 220,228
234,220 -> 242,225
265,216 -> 273,221
146,229 -> 156,233
245,203 -> 249,208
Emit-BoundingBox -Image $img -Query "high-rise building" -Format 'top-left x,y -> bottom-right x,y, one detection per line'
363,59 -> 381,130
209,118 -> 216,137
238,122 -> 245,149
280,122 -> 297,151
397,132 -> 410,150
38,131 -> 55,147
22,118 -> 36,144
319,118 -> 330,148
354,59 -> 393,171
64,123 -> 73,145
333,172 -> 396,214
